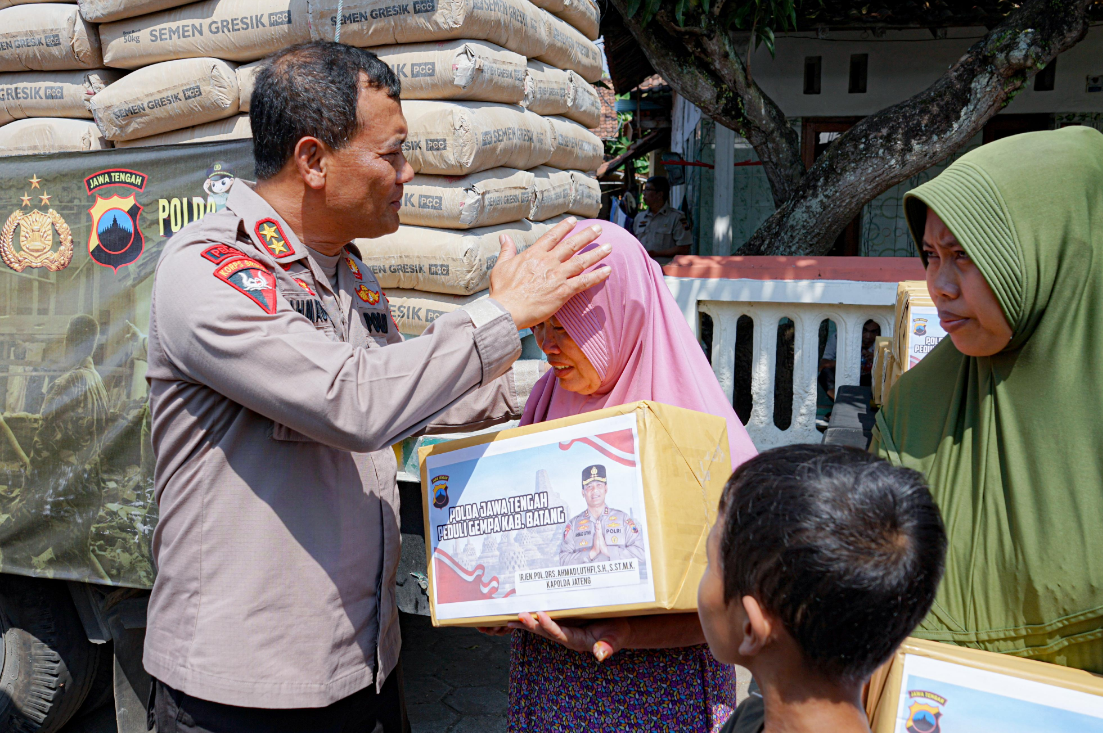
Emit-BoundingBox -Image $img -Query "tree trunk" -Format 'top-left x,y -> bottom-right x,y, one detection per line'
740,0 -> 1092,255
611,0 -> 1092,256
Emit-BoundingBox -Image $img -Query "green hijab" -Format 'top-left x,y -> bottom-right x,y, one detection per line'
872,126 -> 1103,672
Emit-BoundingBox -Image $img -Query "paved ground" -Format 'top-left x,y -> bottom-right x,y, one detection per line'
401,612 -> 511,733
63,612 -> 746,732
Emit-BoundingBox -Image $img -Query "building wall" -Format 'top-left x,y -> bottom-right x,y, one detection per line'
688,27 -> 1103,255
751,26 -> 1103,117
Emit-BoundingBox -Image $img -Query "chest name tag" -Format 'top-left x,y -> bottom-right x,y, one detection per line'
363,310 -> 389,334
290,297 -> 330,325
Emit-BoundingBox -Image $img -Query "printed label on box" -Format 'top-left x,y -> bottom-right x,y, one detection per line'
894,654 -> 1103,732
907,306 -> 947,368
424,412 -> 655,620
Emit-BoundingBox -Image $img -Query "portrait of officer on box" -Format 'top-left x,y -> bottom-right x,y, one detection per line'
559,464 -> 646,565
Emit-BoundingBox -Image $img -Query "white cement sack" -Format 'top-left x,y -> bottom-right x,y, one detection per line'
522,60 -> 569,116
99,0 -> 311,69
402,100 -> 554,175
78,0 -> 194,23
0,0 -> 64,10
536,10 -> 602,82
545,114 -> 602,171
528,165 -> 572,221
90,57 -> 238,141
310,0 -> 548,60
372,41 -> 524,104
115,112 -> 249,146
235,59 -> 260,111
0,5 -> 103,72
567,169 -> 599,217
530,0 -> 597,40
400,167 -> 533,229
0,69 -> 123,125
523,61 -> 600,128
0,116 -> 110,154
566,70 -> 600,128
358,219 -> 543,295
384,288 -> 487,335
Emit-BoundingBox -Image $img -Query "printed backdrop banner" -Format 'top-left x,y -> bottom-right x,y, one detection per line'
0,140 -> 255,588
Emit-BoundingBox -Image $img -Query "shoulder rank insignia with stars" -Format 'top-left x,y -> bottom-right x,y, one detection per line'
255,218 -> 294,259
345,256 -> 363,280
213,257 -> 278,314
356,284 -> 380,305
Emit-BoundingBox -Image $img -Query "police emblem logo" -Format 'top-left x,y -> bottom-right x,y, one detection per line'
345,256 -> 363,280
432,475 -> 450,509
356,284 -> 380,305
904,691 -> 946,733
88,194 -> 144,271
214,258 -> 278,314
1,175 -> 74,273
913,317 -> 928,337
255,218 -> 294,259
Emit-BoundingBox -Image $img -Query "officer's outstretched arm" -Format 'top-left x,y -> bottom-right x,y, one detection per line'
152,242 -> 520,454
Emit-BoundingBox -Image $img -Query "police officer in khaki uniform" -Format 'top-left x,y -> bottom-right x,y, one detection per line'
144,42 -> 611,732
559,464 -> 646,565
632,176 -> 692,261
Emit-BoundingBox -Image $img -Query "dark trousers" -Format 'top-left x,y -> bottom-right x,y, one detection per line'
150,664 -> 408,733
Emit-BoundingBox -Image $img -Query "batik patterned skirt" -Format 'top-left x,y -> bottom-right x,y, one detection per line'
508,631 -> 737,732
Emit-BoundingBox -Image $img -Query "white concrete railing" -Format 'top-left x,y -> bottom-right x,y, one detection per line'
664,274 -> 904,450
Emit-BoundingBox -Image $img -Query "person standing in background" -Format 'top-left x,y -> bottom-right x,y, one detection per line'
633,176 -> 692,261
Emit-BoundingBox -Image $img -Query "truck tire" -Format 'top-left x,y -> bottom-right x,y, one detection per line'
0,575 -> 98,733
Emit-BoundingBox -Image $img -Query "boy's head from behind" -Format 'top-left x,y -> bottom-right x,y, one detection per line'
698,444 -> 946,685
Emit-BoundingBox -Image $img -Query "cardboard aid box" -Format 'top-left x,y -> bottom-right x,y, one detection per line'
864,638 -> 1103,732
894,281 -> 946,370
418,401 -> 731,627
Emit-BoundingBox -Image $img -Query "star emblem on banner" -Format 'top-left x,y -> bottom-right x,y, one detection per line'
28,175 -> 41,189
38,192 -> 51,206
19,193 -> 31,207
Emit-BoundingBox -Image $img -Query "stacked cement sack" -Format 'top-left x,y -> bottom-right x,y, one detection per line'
0,0 -> 607,304
0,2 -> 115,153
320,0 -> 606,334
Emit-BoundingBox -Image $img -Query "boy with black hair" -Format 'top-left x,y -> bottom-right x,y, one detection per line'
698,444 -> 947,733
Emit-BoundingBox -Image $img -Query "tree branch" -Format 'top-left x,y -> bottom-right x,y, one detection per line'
607,0 -> 805,206
738,0 -> 1093,255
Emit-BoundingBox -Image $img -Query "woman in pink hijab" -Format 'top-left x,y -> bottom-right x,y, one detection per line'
502,221 -> 757,732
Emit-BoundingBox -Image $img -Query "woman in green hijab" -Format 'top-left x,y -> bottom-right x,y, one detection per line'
872,126 -> 1103,672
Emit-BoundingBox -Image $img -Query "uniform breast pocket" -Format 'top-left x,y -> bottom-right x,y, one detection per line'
284,293 -> 336,338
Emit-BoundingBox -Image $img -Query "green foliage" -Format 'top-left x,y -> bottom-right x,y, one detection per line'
604,111 -> 650,178
627,0 -> 800,57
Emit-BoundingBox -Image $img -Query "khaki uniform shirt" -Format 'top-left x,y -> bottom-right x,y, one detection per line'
633,204 -> 692,254
559,506 -> 645,565
143,181 -> 524,708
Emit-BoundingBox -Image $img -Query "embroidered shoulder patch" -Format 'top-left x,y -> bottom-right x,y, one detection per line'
255,218 -> 294,259
201,244 -> 244,265
345,256 -> 363,280
356,284 -> 380,305
214,258 -> 278,314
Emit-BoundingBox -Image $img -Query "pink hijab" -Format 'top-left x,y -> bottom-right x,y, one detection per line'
520,220 -> 757,469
